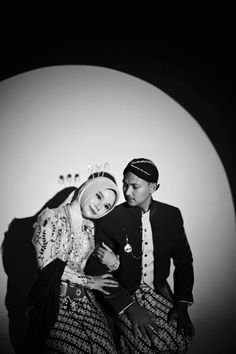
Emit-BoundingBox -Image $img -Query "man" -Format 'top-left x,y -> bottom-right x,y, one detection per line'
85,158 -> 194,353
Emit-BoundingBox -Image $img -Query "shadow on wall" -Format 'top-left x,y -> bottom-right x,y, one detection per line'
1,187 -> 76,354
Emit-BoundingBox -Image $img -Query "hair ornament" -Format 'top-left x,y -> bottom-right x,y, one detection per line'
87,162 -> 110,178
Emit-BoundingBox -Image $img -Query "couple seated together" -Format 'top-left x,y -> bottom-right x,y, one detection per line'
25,158 -> 194,354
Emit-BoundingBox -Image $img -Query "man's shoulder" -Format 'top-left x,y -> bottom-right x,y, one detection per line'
101,202 -> 138,222
108,202 -> 131,216
95,203 -> 127,230
107,200 -> 181,215
151,200 -> 181,215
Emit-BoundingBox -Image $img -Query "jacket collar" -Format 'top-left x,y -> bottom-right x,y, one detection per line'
123,198 -> 157,218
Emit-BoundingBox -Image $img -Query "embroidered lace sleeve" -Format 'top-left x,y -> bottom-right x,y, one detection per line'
32,208 -> 59,269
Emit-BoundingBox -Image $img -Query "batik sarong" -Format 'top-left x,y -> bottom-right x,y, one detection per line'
116,284 -> 193,353
45,285 -> 117,354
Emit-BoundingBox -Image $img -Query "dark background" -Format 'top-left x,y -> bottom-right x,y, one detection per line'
0,34 -> 235,209
0,33 -> 235,354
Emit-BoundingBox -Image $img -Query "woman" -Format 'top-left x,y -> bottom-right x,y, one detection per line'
25,172 -> 120,353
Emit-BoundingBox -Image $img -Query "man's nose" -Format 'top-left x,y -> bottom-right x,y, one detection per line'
125,186 -> 132,196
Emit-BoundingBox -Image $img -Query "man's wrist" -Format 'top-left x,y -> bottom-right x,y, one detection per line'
119,301 -> 135,315
175,301 -> 189,312
107,256 -> 120,271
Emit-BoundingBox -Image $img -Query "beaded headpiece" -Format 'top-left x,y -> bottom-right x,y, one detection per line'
123,158 -> 159,183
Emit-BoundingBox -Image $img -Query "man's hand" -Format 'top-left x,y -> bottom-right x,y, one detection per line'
125,303 -> 159,343
95,242 -> 118,268
167,302 -> 195,337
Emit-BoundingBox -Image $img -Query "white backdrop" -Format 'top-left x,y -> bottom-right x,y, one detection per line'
0,66 -> 235,353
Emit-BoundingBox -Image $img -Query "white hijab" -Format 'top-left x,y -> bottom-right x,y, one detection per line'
60,176 -> 119,218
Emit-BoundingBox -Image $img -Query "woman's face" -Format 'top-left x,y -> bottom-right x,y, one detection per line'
81,189 -> 116,219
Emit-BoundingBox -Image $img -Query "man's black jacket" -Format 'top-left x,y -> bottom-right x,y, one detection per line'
85,200 -> 194,313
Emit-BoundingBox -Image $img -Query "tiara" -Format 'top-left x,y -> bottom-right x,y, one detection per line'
87,162 -> 110,178
58,162 -> 111,186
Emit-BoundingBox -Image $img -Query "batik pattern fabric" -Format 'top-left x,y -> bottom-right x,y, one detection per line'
45,288 -> 117,354
32,205 -> 118,353
117,284 -> 193,354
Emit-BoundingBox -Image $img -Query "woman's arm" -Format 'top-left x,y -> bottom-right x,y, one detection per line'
32,208 -> 59,269
61,265 -> 118,294
33,208 -> 119,294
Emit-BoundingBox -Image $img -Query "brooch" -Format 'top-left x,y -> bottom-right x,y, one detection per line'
122,228 -> 142,259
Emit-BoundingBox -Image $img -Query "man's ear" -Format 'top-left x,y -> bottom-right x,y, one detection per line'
150,183 -> 159,193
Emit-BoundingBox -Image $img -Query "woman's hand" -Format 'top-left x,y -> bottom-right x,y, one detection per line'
87,274 -> 119,295
95,242 -> 119,270
61,266 -> 81,284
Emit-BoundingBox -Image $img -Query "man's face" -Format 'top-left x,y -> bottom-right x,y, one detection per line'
123,172 -> 155,212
